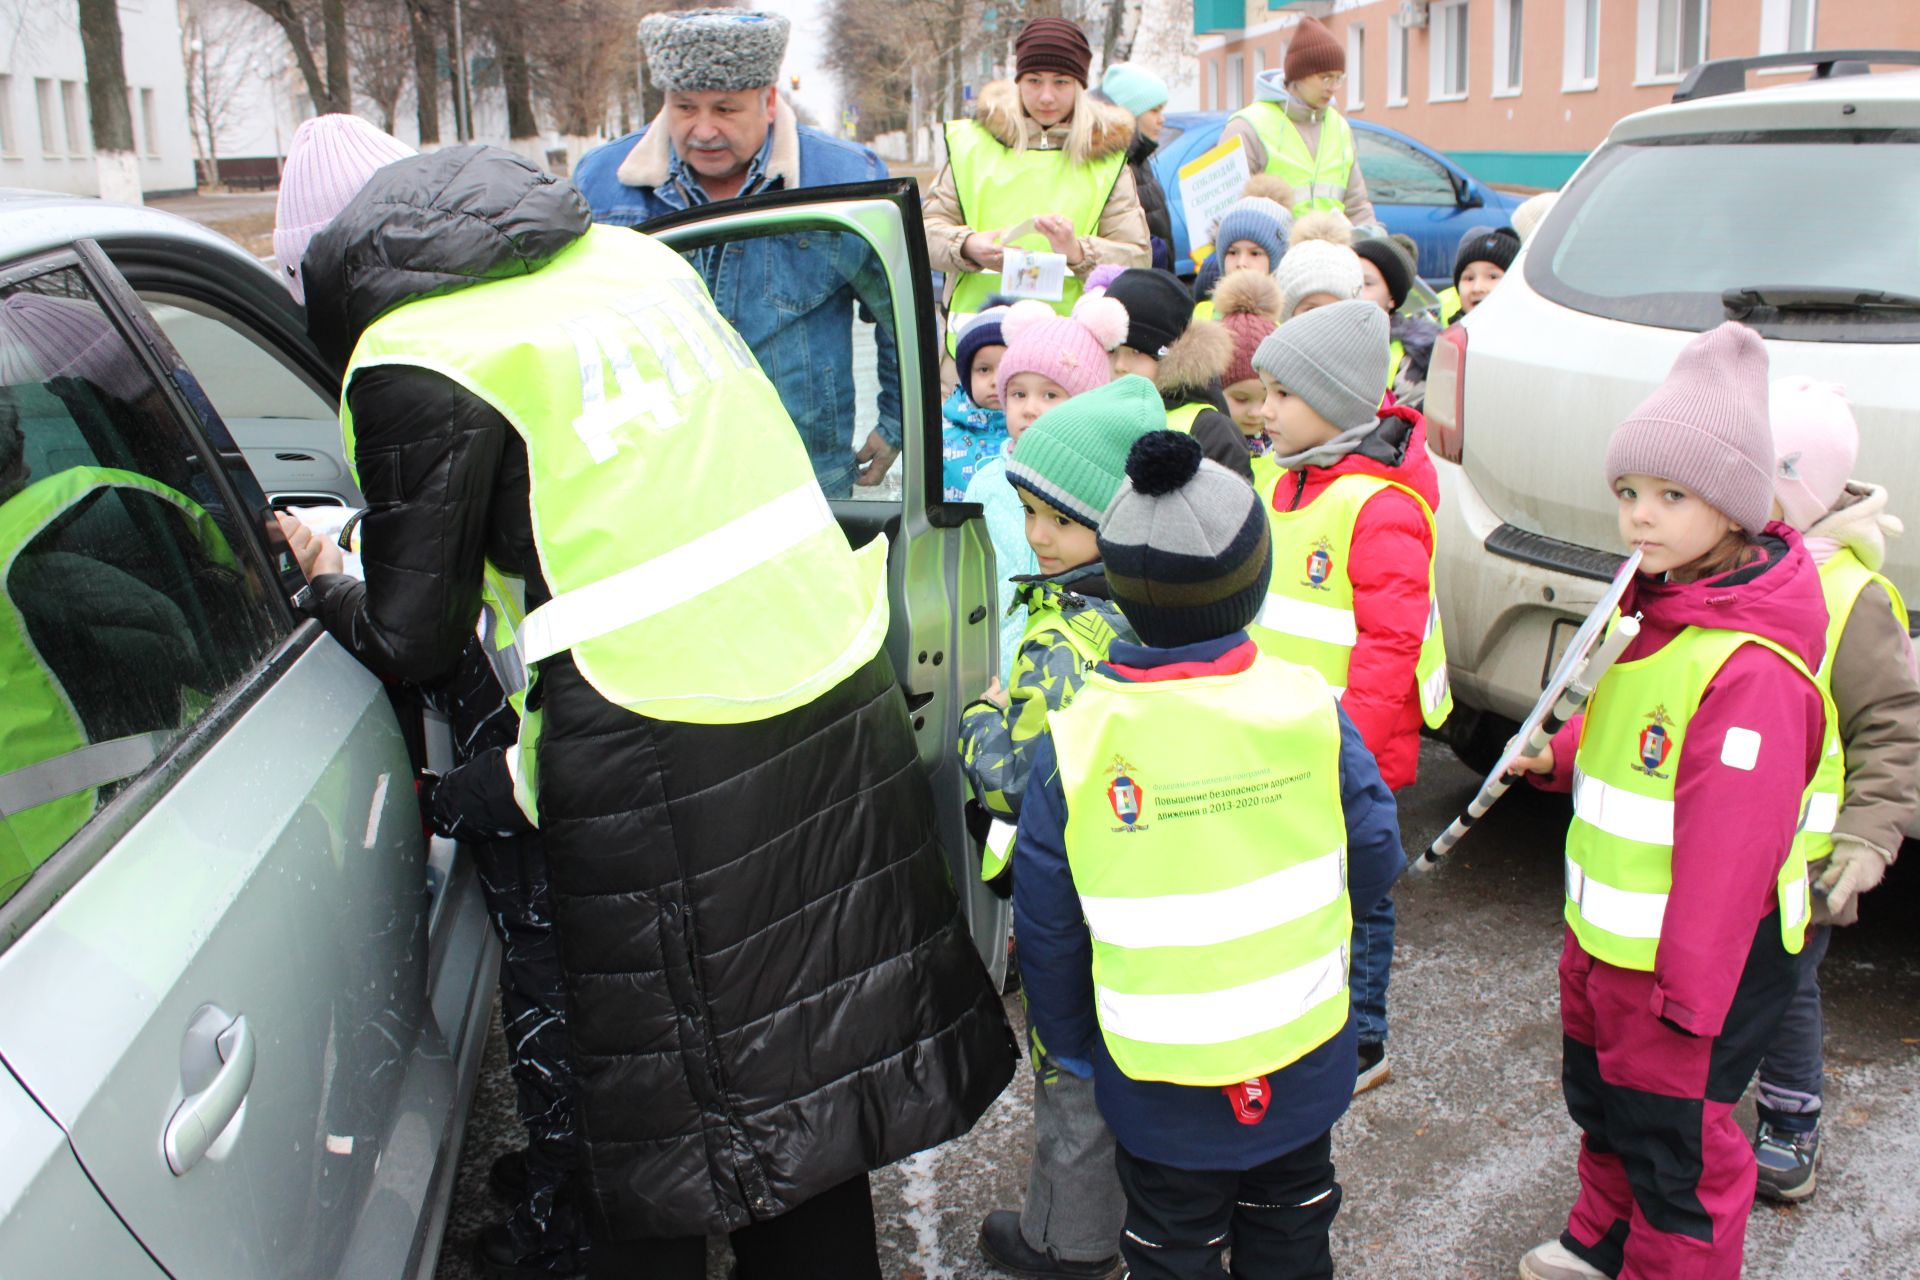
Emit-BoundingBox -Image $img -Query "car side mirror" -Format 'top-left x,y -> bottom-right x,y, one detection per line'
1457,184 -> 1484,210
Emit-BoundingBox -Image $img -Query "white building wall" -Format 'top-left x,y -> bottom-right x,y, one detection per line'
0,0 -> 196,196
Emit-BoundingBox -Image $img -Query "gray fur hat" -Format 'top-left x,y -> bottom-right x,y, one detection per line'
641,9 -> 790,93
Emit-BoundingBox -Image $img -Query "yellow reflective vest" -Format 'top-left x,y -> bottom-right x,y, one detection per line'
342,224 -> 889,732
1566,624 -> 1835,969
1249,470 -> 1452,728
1229,102 -> 1357,216
943,119 -> 1130,353
1050,652 -> 1351,1084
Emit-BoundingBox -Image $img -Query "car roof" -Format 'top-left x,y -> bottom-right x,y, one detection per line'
0,189 -> 267,274
1610,67 -> 1920,142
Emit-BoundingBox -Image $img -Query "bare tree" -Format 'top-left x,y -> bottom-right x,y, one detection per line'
349,0 -> 413,133
75,0 -> 141,202
405,0 -> 442,145
183,0 -> 280,186
243,0 -> 354,114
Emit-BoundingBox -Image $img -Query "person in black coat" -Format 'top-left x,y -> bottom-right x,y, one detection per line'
1098,63 -> 1175,271
277,141 -> 1015,1280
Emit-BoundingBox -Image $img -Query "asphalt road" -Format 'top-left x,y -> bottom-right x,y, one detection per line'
436,737 -> 1920,1279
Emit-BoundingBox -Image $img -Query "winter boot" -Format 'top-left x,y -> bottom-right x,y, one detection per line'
1518,1239 -> 1609,1280
1754,1121 -> 1821,1203
978,1209 -> 1121,1279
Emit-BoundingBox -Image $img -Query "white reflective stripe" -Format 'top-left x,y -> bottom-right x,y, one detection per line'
1094,944 -> 1347,1047
1799,791 -> 1838,836
1424,597 -> 1440,641
0,732 -> 168,817
1082,848 -> 1346,950
518,482 -> 836,666
987,820 -> 1017,857
1254,594 -> 1358,648
1781,872 -> 1810,930
1565,856 -> 1668,940
478,604 -> 527,697
1421,664 -> 1450,715
1571,769 -> 1674,846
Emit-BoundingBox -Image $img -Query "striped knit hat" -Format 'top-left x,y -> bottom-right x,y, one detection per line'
1099,431 -> 1273,648
1006,375 -> 1166,528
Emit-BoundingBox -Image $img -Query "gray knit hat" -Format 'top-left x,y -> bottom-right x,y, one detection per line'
1252,299 -> 1389,432
641,9 -> 790,93
1099,432 -> 1273,648
1605,321 -> 1775,533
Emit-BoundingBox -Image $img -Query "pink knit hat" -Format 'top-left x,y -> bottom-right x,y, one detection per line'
274,114 -> 415,305
995,296 -> 1128,405
1604,321 -> 1775,534
0,294 -> 152,403
1769,376 -> 1858,532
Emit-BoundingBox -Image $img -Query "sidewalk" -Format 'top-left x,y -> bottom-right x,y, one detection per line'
150,190 -> 279,260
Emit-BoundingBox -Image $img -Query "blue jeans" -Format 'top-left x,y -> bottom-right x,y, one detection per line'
1756,922 -> 1831,1134
1350,890 -> 1395,1046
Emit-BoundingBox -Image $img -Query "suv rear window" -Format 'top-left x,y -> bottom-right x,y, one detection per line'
1527,129 -> 1920,342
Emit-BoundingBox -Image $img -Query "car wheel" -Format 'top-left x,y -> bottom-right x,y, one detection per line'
1447,706 -> 1519,779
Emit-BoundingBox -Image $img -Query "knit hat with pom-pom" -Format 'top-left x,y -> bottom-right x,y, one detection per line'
1289,209 -> 1353,249
996,295 -> 1128,404
1007,375 -> 1168,529
1214,271 -> 1282,386
1277,238 -> 1363,321
1098,431 -> 1273,647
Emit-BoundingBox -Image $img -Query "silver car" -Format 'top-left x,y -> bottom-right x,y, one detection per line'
0,178 -> 1002,1276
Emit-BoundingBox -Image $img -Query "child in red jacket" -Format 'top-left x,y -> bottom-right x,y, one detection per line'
1247,299 -> 1451,1095
1510,323 -> 1830,1280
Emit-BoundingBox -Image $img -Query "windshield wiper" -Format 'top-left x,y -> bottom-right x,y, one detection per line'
1723,285 -> 1920,319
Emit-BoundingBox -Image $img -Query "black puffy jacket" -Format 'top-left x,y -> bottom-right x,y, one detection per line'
299,147 -> 1015,1238
1128,133 -> 1174,272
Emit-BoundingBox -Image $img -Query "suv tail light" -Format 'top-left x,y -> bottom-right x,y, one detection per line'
1427,324 -> 1467,463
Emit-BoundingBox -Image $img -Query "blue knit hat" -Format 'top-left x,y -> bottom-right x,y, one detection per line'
1213,196 -> 1292,268
1099,62 -> 1170,117
955,304 -> 1011,379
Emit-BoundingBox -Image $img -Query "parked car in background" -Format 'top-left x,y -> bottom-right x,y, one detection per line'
1421,51 -> 1920,772
1152,111 -> 1527,282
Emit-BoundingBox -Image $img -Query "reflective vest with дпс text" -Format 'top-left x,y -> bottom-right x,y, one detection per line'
1566,624 -> 1835,970
1230,102 -> 1356,216
341,223 -> 889,728
1249,470 -> 1453,728
1049,653 -> 1352,1086
943,118 -> 1129,353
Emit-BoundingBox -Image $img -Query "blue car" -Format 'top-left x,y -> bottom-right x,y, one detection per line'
1153,112 -> 1526,284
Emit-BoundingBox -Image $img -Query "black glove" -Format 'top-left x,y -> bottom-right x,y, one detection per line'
417,747 -> 533,841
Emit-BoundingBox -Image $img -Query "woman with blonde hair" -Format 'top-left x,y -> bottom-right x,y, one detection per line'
924,16 -> 1150,368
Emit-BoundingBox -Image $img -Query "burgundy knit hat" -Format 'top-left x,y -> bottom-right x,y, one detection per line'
1285,17 -> 1345,82
1212,272 -> 1282,387
1605,322 -> 1775,534
1016,17 -> 1093,86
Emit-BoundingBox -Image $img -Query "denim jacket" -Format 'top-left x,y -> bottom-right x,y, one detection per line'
573,100 -> 902,497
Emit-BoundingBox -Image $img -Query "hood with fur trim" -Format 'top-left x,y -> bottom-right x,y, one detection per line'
972,79 -> 1135,164
1154,318 -> 1232,399
1805,480 -> 1903,571
615,93 -> 802,192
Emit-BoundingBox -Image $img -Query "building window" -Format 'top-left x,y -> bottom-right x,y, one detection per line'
1347,24 -> 1367,109
61,80 -> 87,156
36,79 -> 59,157
1760,0 -> 1815,54
140,88 -> 159,157
1494,0 -> 1525,95
1430,0 -> 1470,101
1564,0 -> 1602,89
1226,52 -> 1246,110
0,76 -> 15,157
1388,18 -> 1410,106
1639,0 -> 1707,82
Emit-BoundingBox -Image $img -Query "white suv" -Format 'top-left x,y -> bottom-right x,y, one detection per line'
1424,50 -> 1920,768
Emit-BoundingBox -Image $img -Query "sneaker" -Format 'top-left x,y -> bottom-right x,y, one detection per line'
488,1149 -> 529,1205
978,1209 -> 1121,1279
1754,1121 -> 1820,1203
1518,1239 -> 1609,1280
1354,1041 -> 1392,1096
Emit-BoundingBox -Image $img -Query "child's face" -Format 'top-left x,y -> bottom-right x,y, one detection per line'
1222,240 -> 1270,275
1290,291 -> 1340,319
1021,490 -> 1101,576
968,345 -> 1006,410
1358,259 -> 1395,314
1224,377 -> 1266,436
1003,371 -> 1069,440
1613,472 -> 1736,578
1459,262 -> 1506,313
1258,372 -> 1342,458
1112,345 -> 1159,380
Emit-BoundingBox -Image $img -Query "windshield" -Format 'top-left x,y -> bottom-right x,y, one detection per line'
1526,129 -> 1920,342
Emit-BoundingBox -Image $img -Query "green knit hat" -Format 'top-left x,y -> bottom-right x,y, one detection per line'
1006,375 -> 1168,528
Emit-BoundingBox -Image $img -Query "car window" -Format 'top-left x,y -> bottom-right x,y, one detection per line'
1528,130 -> 1920,341
1355,130 -> 1458,207
0,265 -> 283,906
668,223 -> 904,503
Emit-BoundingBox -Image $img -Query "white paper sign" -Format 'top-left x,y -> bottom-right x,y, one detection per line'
1001,249 -> 1069,302
1178,138 -> 1251,264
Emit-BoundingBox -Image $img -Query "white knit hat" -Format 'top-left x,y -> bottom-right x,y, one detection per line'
1276,239 -> 1363,321
273,115 -> 415,305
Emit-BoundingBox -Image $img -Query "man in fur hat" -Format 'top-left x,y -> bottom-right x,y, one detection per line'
574,9 -> 902,498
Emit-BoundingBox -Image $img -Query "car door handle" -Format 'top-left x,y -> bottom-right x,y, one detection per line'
164,1012 -> 255,1175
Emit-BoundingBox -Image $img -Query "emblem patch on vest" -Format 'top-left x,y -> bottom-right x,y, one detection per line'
1634,706 -> 1675,778
1103,753 -> 1149,833
1303,537 -> 1335,591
